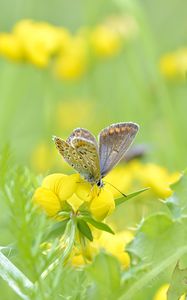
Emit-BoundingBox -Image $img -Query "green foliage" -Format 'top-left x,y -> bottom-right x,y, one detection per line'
86,252 -> 122,300
77,219 -> 93,241
80,215 -> 115,234
167,261 -> 187,300
118,171 -> 187,300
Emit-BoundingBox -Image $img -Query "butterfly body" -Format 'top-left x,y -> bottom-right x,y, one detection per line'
53,122 -> 139,187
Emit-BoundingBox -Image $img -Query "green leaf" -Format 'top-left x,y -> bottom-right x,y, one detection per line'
40,219 -> 77,280
77,219 -> 93,241
115,187 -> 150,206
165,171 -> 187,218
82,216 -> 114,234
167,261 -> 187,300
139,212 -> 173,238
0,251 -> 34,300
61,201 -> 72,212
44,219 -> 69,240
119,214 -> 187,300
86,252 -> 121,300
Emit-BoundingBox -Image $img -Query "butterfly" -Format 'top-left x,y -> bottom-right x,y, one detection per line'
53,122 -> 139,188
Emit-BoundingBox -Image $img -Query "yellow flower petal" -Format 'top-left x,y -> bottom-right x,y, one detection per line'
67,193 -> 83,212
75,181 -> 93,202
58,174 -> 80,201
0,33 -> 22,61
42,173 -> 80,202
137,164 -> 180,199
42,173 -> 67,194
33,187 -> 61,216
98,230 -> 134,268
90,188 -> 115,221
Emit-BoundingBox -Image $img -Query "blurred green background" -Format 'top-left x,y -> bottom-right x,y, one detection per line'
0,0 -> 187,172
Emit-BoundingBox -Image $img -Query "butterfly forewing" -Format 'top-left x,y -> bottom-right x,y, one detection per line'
98,122 -> 139,177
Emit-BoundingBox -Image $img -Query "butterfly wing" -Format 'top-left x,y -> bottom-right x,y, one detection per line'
67,128 -> 101,182
67,128 -> 98,146
53,137 -> 89,177
71,137 -> 100,182
98,122 -> 139,177
53,130 -> 100,183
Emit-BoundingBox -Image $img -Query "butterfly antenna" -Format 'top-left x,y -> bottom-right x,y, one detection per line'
103,180 -> 127,197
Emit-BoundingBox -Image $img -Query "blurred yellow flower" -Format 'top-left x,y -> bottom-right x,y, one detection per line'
105,166 -> 132,198
160,48 -> 187,79
0,18 -> 135,76
153,283 -> 185,300
33,173 -> 115,221
72,229 -> 133,268
30,142 -> 56,173
56,98 -> 94,131
136,163 -> 181,198
0,33 -> 22,61
90,25 -> 122,57
97,230 -> 133,268
13,19 -> 68,67
53,35 -> 88,80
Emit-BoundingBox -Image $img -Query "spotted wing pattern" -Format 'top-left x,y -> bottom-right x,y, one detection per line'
53,128 -> 100,183
98,122 -> 139,177
70,137 -> 100,182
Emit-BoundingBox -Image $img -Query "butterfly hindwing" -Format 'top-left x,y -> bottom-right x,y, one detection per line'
53,132 -> 100,183
98,122 -> 139,177
53,137 -> 93,180
71,137 -> 100,182
67,128 -> 98,147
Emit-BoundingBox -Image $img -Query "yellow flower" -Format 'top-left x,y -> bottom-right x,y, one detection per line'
0,33 -> 22,61
105,166 -> 132,198
33,187 -> 61,217
33,173 -> 115,221
97,230 -> 134,268
53,35 -> 88,80
153,284 -> 185,300
13,19 -> 65,67
90,188 -> 115,220
72,229 -> 134,268
90,25 -> 122,57
160,48 -> 187,79
136,163 -> 181,198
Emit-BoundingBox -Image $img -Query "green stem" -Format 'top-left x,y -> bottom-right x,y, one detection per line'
79,233 -> 88,264
40,218 -> 76,280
